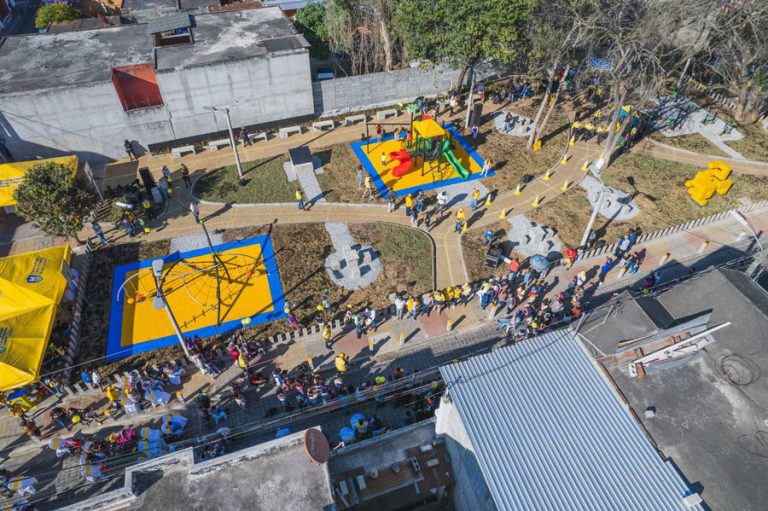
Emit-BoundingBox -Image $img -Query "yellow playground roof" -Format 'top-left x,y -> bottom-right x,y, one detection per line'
0,155 -> 78,208
0,245 -> 72,391
413,119 -> 446,139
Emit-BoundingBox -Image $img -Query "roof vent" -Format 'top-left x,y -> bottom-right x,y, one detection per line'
682,493 -> 703,508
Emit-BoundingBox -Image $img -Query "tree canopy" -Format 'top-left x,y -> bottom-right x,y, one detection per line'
35,2 -> 80,29
14,162 -> 99,241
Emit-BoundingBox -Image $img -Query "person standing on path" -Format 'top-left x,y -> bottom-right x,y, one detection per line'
190,201 -> 200,223
387,189 -> 396,212
404,194 -> 413,217
92,222 -> 108,245
470,188 -> 480,211
424,209 -> 432,231
357,165 -> 364,189
124,139 -> 136,160
454,208 -> 466,232
241,127 -> 251,146
180,164 -> 191,188
410,207 -> 418,227
415,191 -> 425,214
295,188 -> 305,210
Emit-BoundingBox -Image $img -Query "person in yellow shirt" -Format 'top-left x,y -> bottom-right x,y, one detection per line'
571,120 -> 583,141
322,323 -> 332,349
451,286 -> 462,306
454,208 -> 466,232
405,194 -> 413,216
335,353 -> 348,373
471,188 -> 480,211
295,188 -> 305,210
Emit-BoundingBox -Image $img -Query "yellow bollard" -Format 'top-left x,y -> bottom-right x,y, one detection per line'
144,227 -> 151,234
368,337 -> 375,351
446,319 -> 453,332
581,161 -> 590,171
532,195 -> 541,207
737,229 -> 748,241
659,252 -> 670,266
485,194 -> 492,207
561,180 -> 570,191
699,240 -> 709,253
461,222 -> 468,233
561,154 -> 570,165
307,357 -> 314,371
543,169 -> 552,181
513,183 -> 522,195
499,209 -> 507,219
399,332 -> 406,346
569,136 -> 575,146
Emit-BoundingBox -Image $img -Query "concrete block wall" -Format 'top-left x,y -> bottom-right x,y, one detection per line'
314,62 -> 509,116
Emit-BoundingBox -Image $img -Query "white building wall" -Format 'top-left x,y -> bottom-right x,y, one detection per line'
0,50 -> 312,162
435,396 -> 497,511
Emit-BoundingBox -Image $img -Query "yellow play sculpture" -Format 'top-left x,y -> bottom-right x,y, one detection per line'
685,161 -> 733,207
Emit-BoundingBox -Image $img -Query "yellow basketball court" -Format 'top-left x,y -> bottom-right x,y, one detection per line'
107,236 -> 285,359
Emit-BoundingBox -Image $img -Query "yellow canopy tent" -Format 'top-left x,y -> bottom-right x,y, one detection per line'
0,155 -> 78,208
0,245 -> 72,391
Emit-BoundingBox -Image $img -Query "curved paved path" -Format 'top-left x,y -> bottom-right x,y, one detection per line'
636,138 -> 768,174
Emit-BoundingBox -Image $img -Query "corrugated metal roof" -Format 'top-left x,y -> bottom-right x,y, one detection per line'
439,329 -> 704,511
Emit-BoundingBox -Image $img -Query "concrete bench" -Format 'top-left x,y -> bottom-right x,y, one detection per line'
207,138 -> 230,151
376,108 -> 398,120
171,145 -> 195,158
279,125 -> 302,138
344,114 -> 367,125
248,132 -> 268,143
312,120 -> 335,132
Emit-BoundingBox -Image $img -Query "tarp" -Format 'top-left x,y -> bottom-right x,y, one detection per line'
0,245 -> 72,391
0,155 -> 78,208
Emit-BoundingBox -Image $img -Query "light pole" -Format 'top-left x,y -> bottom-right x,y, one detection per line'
202,105 -> 244,183
730,210 -> 763,252
152,259 -> 192,359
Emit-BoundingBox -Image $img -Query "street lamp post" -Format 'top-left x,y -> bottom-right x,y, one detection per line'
730,210 -> 764,251
202,105 -> 244,182
152,259 -> 192,359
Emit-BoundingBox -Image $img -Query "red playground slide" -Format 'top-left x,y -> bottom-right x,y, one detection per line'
389,149 -> 413,178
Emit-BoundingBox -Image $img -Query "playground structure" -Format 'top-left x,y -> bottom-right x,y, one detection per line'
685,160 -> 733,207
352,115 -> 487,198
106,236 -> 285,359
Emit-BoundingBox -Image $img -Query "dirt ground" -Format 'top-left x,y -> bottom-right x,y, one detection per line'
461,219 -> 524,282
77,222 -> 432,375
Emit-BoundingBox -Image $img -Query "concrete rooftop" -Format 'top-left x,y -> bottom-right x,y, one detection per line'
599,268 -> 768,511
155,8 -> 307,71
0,7 -> 307,94
131,429 -> 334,510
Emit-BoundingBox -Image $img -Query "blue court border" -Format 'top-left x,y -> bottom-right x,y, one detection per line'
106,234 -> 286,360
350,124 -> 493,198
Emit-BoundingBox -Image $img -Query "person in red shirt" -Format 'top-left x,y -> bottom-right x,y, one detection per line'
508,258 -> 521,281
564,247 -> 577,269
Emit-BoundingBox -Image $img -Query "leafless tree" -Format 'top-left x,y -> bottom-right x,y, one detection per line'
700,2 -> 768,123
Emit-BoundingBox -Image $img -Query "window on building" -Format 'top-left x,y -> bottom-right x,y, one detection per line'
111,64 -> 163,111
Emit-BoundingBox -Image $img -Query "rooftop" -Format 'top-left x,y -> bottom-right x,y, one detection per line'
328,420 -> 453,511
0,7 -> 308,94
132,429 -> 334,510
440,330 -> 703,511
596,268 -> 768,511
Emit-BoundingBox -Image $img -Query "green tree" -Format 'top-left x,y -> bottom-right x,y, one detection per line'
295,1 -> 329,58
35,2 -> 80,29
394,0 -> 534,88
14,162 -> 99,241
